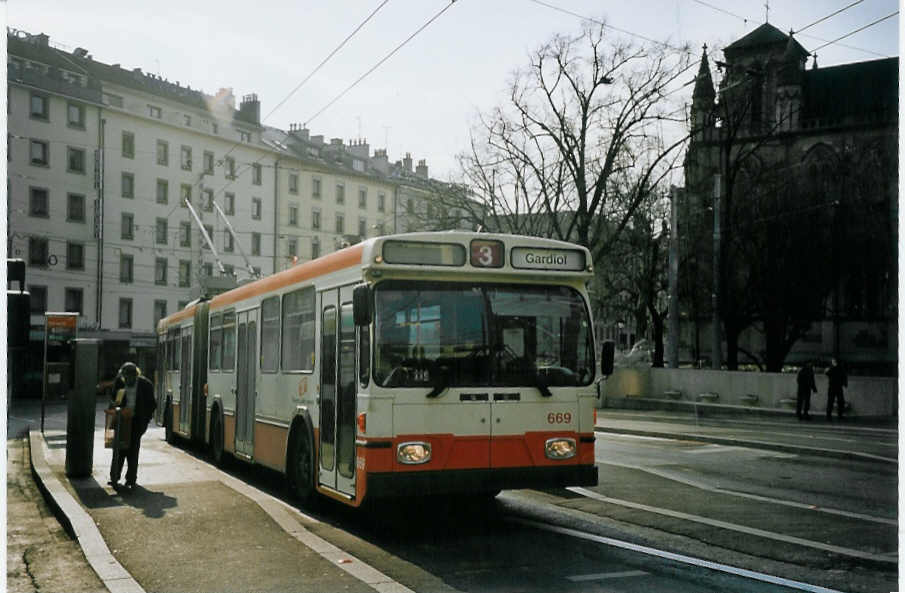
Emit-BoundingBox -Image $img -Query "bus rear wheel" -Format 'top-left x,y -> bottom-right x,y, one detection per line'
287,426 -> 316,506
210,410 -> 225,467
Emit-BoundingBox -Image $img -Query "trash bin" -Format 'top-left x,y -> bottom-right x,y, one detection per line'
65,339 -> 99,477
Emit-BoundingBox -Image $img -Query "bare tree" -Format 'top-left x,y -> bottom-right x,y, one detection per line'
456,21 -> 693,260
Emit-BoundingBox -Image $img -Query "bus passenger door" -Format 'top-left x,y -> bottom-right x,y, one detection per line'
234,309 -> 257,459
318,286 -> 357,496
179,326 -> 193,435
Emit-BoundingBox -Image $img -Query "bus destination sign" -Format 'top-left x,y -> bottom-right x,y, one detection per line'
510,247 -> 585,271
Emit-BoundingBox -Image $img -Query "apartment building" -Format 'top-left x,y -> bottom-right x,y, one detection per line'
7,29 -> 457,378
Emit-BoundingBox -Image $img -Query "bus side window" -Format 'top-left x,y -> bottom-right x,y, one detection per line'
359,324 -> 370,387
209,314 -> 222,371
222,311 -> 236,371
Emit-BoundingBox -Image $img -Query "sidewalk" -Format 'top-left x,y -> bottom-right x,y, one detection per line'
27,403 -> 413,593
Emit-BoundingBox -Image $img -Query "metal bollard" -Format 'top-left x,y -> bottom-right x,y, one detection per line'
65,339 -> 99,477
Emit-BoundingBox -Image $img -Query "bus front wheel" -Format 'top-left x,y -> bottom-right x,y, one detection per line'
287,426 -> 316,506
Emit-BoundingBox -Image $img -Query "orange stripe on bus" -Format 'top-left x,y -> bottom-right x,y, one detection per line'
157,243 -> 365,330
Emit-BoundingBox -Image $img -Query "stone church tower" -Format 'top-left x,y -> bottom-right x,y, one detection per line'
680,23 -> 897,373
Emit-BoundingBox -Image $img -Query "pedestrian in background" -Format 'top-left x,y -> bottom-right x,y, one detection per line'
795,362 -> 817,421
825,358 -> 847,421
108,362 -> 156,491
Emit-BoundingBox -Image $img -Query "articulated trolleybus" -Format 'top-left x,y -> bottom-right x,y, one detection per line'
155,231 -> 613,507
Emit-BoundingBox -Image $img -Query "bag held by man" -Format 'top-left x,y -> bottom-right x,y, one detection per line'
104,406 -> 133,450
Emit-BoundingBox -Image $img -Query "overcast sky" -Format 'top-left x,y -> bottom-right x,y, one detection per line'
7,1 -> 899,180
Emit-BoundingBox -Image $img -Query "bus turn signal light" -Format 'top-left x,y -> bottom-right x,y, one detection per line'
357,413 -> 366,434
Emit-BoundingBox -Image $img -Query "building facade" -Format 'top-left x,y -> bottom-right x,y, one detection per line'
681,24 -> 897,373
8,29 -> 456,382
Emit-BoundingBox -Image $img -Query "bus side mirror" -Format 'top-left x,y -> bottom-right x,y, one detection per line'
600,340 -> 615,377
353,284 -> 371,326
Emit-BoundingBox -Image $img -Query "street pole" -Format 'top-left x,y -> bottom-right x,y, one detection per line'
668,185 -> 680,368
712,174 -> 722,370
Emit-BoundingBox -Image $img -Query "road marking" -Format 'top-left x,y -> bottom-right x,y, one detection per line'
599,461 -> 897,526
568,487 -> 895,564
566,570 -> 647,582
511,517 -> 849,593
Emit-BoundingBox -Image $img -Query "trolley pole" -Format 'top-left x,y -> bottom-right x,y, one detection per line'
711,174 -> 722,370
668,185 -> 679,368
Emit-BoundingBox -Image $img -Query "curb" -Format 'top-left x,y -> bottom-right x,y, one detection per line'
593,426 -> 898,465
28,429 -> 145,593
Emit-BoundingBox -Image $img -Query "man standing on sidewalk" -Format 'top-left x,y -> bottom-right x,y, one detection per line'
108,362 -> 156,490
825,358 -> 848,421
796,362 -> 817,421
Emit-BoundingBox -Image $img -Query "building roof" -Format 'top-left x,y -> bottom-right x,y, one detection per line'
803,57 -> 898,123
724,23 -> 808,58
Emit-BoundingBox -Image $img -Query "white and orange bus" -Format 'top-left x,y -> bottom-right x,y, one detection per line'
155,231 -> 614,507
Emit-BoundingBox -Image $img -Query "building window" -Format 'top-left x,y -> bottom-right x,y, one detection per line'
122,213 -> 134,240
203,262 -> 213,277
224,192 -> 235,215
359,218 -> 367,238
30,140 -> 49,166
251,233 -> 261,256
358,188 -> 367,209
149,105 -> 162,119
156,179 -> 168,204
122,131 -> 134,158
30,93 -> 49,120
335,214 -> 344,235
406,198 -> 414,214
288,204 -> 298,226
311,210 -> 321,230
67,102 -> 85,128
288,238 -> 298,258
119,298 -> 133,329
376,222 -> 385,236
184,114 -> 192,126
29,187 -> 49,218
67,193 -> 85,222
156,140 -> 168,166
203,188 -> 214,212
156,218 -> 168,245
223,264 -> 234,277
121,172 -> 134,198
225,156 -> 235,179
252,163 -> 262,185
155,258 -> 168,285
179,221 -> 191,247
119,253 -> 135,284
289,173 -> 298,194
336,184 -> 345,204
29,237 -> 48,267
104,93 -> 124,108
181,184 -> 192,207
203,151 -> 214,174
153,300 -> 167,326
67,147 -> 86,174
212,122 -> 219,135
223,232 -> 234,253
311,237 -> 320,259
179,260 -> 191,287
64,288 -> 83,315
378,193 -> 385,212
312,177 -> 321,199
66,242 -> 85,270
252,198 -> 262,220
29,285 -> 47,314
181,145 -> 192,170
239,130 -> 251,143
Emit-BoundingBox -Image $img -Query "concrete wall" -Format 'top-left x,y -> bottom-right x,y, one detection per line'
603,367 -> 897,417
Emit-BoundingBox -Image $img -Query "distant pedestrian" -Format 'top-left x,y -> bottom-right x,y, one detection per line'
795,362 -> 817,420
825,358 -> 848,421
108,362 -> 156,491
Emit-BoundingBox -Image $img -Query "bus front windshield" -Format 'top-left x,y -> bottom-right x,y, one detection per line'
373,281 -> 594,390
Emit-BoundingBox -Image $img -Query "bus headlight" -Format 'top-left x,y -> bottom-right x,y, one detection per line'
545,437 -> 577,460
397,442 -> 431,465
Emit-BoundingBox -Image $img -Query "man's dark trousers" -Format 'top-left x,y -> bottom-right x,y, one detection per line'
111,426 -> 142,485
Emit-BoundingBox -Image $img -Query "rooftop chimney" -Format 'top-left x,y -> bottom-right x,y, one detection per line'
214,87 -> 236,110
288,123 -> 309,141
349,138 -> 369,159
403,152 -> 413,172
330,138 -> 344,147
239,93 -> 261,125
416,159 -> 428,179
371,148 -> 389,175
73,47 -> 89,58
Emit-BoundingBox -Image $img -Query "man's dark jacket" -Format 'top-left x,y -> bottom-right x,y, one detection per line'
111,375 -> 157,436
796,366 -> 816,396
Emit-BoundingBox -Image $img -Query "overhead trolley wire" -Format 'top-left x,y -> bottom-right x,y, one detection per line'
796,0 -> 865,34
304,0 -> 459,127
812,11 -> 898,53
